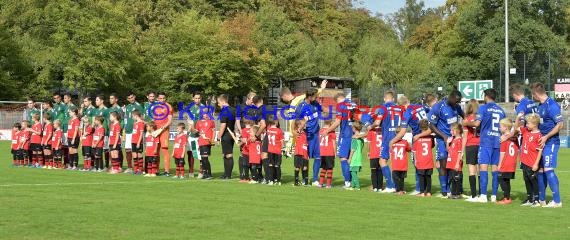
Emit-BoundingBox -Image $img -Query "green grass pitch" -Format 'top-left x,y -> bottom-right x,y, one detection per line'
1,141 -> 569,239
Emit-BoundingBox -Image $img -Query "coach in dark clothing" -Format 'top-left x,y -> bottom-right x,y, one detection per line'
217,94 -> 237,179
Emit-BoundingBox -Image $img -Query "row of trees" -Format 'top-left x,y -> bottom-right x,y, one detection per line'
1,0 -> 568,104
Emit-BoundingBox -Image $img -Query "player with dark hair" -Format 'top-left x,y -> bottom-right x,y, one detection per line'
368,90 -> 401,193
321,92 -> 353,188
463,89 -> 506,203
217,94 -> 237,179
428,89 -> 465,197
530,82 -> 563,208
295,88 -> 323,186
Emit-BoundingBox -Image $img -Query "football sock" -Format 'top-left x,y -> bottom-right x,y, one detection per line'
126,151 -> 133,169
326,170 -> 333,186
381,166 -> 394,189
312,158 -> 321,182
415,169 -> 420,192
479,171 -> 488,195
340,160 -> 350,182
302,169 -> 308,184
469,175 -> 477,198
275,166 -> 281,182
538,172 -> 546,201
294,169 -> 300,183
426,174 -> 432,193
491,171 -> 499,196
319,169 -> 326,185
371,169 -> 378,189
545,170 -> 561,203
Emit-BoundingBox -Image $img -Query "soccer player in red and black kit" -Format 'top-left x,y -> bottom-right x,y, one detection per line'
19,121 -> 31,166
52,120 -> 63,168
462,99 -> 481,202
367,125 -> 383,192
497,118 -> 518,205
446,123 -> 464,199
194,112 -> 215,180
145,122 -> 160,177
80,116 -> 94,171
319,119 -> 336,188
29,114 -> 43,168
172,123 -> 188,179
92,117 -> 106,172
391,128 -> 411,195
239,119 -> 253,182
413,120 -> 434,196
266,115 -> 284,186
248,125 -> 263,183
109,112 -> 122,174
514,113 -> 543,207
42,115 -> 54,169
11,123 -> 21,166
293,120 -> 309,186
131,110 -> 145,175
67,107 -> 81,170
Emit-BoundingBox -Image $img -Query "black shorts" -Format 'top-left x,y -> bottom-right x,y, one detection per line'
82,146 -> 92,157
221,139 -> 234,154
465,145 -> 479,165
498,172 -> 515,179
11,149 -> 16,158
268,153 -> 282,167
261,135 -> 269,152
417,169 -> 433,176
294,155 -> 308,169
393,170 -> 407,179
68,137 -> 80,148
93,148 -> 103,158
240,156 -> 250,167
146,156 -> 158,163
30,143 -> 42,152
42,144 -> 52,150
109,144 -> 122,151
199,145 -> 211,156
53,149 -> 62,158
21,149 -> 29,158
369,158 -> 380,169
175,158 -> 185,165
131,143 -> 143,153
321,156 -> 335,170
448,170 -> 462,181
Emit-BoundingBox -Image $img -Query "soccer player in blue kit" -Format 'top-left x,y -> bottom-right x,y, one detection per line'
368,90 -> 401,193
463,89 -> 505,203
295,89 -> 323,186
390,95 -> 430,195
321,92 -> 354,188
530,83 -> 563,208
427,90 -> 464,197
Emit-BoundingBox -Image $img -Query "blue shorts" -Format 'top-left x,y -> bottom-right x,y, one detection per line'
306,133 -> 321,160
435,138 -> 448,161
478,146 -> 499,165
337,137 -> 351,159
541,143 -> 559,168
380,142 -> 390,160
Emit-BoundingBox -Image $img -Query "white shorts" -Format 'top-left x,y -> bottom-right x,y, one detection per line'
62,133 -> 68,146
124,134 -> 133,150
103,136 -> 110,150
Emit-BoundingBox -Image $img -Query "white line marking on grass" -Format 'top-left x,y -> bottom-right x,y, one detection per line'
0,180 -> 180,187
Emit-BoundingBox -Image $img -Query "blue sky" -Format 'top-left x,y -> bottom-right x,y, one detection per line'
357,0 -> 447,15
